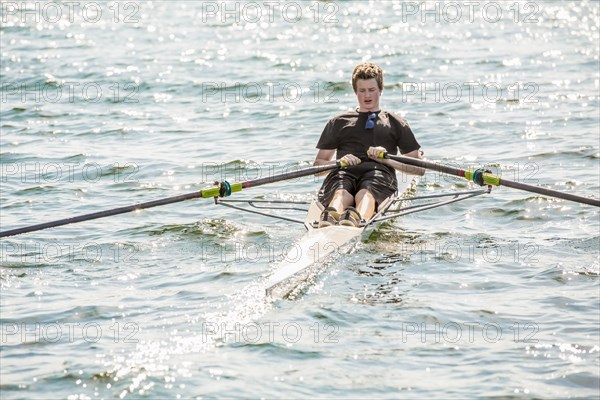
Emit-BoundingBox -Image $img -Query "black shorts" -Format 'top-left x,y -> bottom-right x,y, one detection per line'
318,164 -> 398,207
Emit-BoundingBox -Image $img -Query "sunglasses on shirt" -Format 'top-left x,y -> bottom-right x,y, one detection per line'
365,113 -> 377,129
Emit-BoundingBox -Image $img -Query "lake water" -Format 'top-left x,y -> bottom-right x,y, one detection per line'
1,1 -> 599,398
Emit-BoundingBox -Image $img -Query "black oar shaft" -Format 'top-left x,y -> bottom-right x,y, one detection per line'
0,192 -> 205,238
385,153 -> 599,207
238,163 -> 337,188
0,163 -> 340,238
495,178 -> 600,207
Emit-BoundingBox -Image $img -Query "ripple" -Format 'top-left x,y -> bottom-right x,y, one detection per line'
1,0 -> 599,398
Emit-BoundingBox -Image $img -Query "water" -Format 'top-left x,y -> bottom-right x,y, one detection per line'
1,1 -> 599,398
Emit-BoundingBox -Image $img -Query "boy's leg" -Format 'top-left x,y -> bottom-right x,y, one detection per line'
355,189 -> 376,221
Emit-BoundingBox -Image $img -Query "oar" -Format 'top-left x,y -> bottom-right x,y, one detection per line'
0,162 -> 343,238
383,153 -> 600,207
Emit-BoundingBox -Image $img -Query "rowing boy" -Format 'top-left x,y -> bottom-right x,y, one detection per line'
314,62 -> 425,227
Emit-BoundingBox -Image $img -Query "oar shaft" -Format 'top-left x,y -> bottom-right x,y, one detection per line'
0,163 -> 341,238
495,178 -> 600,207
0,192 -> 204,238
239,163 -> 340,188
385,153 -> 600,207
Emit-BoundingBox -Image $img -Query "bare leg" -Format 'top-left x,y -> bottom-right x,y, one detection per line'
355,189 -> 377,220
328,189 -> 355,212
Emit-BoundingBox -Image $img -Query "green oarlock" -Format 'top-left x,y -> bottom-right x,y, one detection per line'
482,173 -> 500,186
200,182 -> 244,198
200,186 -> 221,198
464,170 -> 474,181
230,182 -> 243,193
464,170 -> 500,186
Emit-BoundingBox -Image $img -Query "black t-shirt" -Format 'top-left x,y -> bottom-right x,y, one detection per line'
316,110 -> 421,174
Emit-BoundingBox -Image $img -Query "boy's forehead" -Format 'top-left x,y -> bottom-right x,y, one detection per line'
356,78 -> 378,88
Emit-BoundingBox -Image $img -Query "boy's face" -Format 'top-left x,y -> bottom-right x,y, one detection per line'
355,78 -> 381,112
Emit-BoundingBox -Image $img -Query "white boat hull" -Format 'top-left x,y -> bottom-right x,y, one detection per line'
265,201 -> 362,298
265,173 -> 414,298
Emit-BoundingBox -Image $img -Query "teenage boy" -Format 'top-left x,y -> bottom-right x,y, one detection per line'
314,62 -> 425,227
